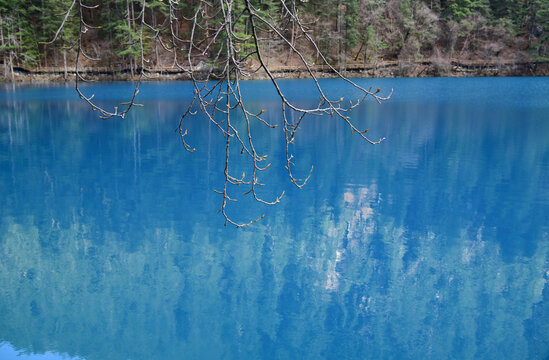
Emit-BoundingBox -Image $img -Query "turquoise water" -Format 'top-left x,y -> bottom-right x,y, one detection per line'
0,78 -> 548,359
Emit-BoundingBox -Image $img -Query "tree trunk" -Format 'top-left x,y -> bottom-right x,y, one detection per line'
0,13 -> 7,79
337,0 -> 343,69
41,0 -> 47,68
63,50 -> 67,80
152,8 -> 159,67
107,3 -> 113,42
355,41 -> 364,62
18,18 -> 23,62
285,1 -> 296,65
9,50 -> 14,82
126,0 -> 134,77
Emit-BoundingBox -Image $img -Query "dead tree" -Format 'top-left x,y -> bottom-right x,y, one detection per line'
46,0 -> 392,227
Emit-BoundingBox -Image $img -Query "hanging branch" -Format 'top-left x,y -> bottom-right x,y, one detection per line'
45,0 -> 391,227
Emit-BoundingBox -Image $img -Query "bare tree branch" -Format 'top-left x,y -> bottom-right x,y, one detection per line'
45,0 -> 391,227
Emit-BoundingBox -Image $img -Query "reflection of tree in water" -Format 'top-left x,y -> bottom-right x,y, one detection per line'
1,81 -> 549,359
1,198 -> 548,359
325,184 -> 549,359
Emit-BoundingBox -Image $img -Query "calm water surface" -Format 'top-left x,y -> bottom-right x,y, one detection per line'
0,78 -> 548,359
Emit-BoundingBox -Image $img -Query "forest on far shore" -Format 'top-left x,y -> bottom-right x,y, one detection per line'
0,0 -> 548,80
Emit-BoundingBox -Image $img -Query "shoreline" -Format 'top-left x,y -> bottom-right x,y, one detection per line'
2,59 -> 549,83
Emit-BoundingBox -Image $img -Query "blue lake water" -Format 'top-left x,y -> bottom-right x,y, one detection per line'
0,77 -> 548,359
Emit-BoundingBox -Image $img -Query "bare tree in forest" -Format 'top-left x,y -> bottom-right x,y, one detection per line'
45,0 -> 391,227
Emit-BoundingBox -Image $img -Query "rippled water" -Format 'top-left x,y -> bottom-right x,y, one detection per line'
1,78 -> 548,359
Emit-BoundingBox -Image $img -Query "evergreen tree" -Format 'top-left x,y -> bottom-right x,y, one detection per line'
0,0 -> 547,79
532,0 -> 549,57
443,0 -> 489,20
344,0 -> 360,55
